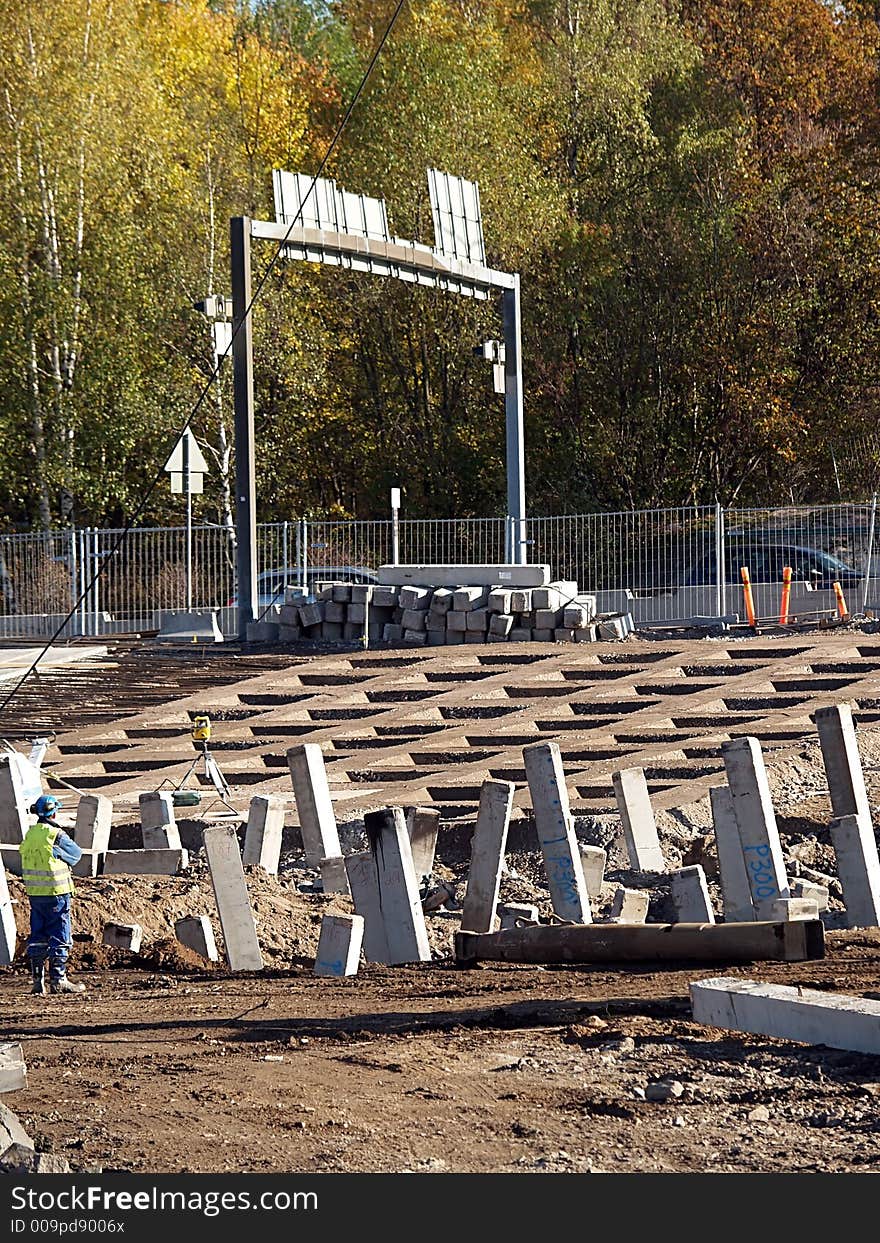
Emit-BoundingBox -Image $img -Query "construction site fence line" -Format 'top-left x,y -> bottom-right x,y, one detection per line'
0,499 -> 877,639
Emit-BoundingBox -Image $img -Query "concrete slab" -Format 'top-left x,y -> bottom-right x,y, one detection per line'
830,813 -> 880,927
139,791 -> 181,850
0,759 -> 28,846
314,914 -> 364,977
523,742 -> 591,922
710,785 -> 755,922
378,565 -> 551,588
0,865 -> 16,967
671,865 -> 715,923
406,806 -> 440,880
364,807 -> 431,964
319,854 -> 350,895
154,610 -> 223,644
816,704 -> 872,829
721,737 -> 789,905
203,824 -> 263,972
0,1044 -> 27,1094
609,886 -> 649,924
242,794 -> 284,874
497,902 -> 538,930
612,767 -> 665,872
174,915 -> 219,962
460,780 -> 514,933
578,844 -> 606,899
345,850 -> 390,964
790,879 -> 829,911
287,744 -> 343,867
73,794 -> 112,877
756,897 -> 819,921
103,848 -> 188,875
690,976 -> 880,1055
102,923 -> 142,952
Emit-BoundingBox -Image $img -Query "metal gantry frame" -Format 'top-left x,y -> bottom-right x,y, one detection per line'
230,177 -> 527,638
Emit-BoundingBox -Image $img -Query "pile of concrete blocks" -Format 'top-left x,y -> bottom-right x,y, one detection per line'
246,563 -> 634,648
278,581 -> 616,648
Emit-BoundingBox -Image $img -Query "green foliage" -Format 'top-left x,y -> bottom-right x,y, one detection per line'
0,0 -> 878,530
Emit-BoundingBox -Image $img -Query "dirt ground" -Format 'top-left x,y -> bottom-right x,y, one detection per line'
3,935 -> 880,1174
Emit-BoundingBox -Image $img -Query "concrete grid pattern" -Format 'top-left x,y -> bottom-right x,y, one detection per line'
37,633 -> 880,829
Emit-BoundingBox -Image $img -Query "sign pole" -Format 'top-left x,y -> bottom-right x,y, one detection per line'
184,431 -> 193,611
231,217 -> 258,640
391,487 -> 401,566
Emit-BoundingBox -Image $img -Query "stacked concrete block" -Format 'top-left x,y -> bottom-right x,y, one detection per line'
283,572 -> 605,649
597,613 -> 635,640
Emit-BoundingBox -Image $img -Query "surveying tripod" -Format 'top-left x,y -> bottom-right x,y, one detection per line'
172,714 -> 234,811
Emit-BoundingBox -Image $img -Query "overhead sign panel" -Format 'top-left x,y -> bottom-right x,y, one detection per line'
427,169 -> 486,266
273,170 -> 390,241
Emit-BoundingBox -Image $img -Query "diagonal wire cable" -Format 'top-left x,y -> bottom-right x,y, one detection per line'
0,0 -> 408,721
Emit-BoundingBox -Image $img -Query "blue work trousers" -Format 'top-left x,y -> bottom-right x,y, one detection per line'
27,894 -> 72,974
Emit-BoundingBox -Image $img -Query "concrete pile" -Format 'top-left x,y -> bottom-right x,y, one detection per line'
270,581 -> 634,648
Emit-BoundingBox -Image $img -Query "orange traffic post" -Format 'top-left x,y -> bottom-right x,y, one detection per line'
833,580 -> 849,620
779,565 -> 792,626
740,566 -> 757,628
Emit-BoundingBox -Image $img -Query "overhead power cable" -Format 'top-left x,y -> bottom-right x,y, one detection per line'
0,0 -> 409,722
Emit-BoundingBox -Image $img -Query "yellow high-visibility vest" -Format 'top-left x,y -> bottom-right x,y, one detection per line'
19,823 -> 74,898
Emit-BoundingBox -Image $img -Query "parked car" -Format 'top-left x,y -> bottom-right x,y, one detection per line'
682,540 -> 862,589
228,565 -> 378,609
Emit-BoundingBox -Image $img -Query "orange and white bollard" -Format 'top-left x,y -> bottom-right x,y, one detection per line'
741,566 -> 757,628
779,566 -> 792,626
833,580 -> 849,620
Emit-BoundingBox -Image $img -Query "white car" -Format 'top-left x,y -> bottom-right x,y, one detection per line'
229,565 -> 378,609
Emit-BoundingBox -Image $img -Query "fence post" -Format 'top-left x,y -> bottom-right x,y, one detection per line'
92,527 -> 100,636
504,514 -> 512,564
78,527 -> 87,636
68,528 -> 77,640
862,494 -> 877,613
300,518 -> 308,590
715,503 -> 726,619
282,520 -> 289,585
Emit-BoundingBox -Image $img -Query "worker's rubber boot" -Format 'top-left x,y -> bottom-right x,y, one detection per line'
49,964 -> 85,995
29,959 -> 46,996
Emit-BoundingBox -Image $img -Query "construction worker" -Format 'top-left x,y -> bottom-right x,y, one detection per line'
19,794 -> 86,995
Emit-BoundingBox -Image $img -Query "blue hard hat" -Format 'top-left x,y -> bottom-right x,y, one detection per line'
32,794 -> 62,817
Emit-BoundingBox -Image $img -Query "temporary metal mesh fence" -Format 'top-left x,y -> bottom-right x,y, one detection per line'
0,499 -> 875,638
525,507 -> 721,621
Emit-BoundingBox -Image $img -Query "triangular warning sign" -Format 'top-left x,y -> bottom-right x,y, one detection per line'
163,429 -> 209,475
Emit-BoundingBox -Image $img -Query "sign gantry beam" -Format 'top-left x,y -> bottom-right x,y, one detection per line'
232,182 -> 527,639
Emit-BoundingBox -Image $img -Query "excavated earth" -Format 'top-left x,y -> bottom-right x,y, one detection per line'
2,628 -> 880,1174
